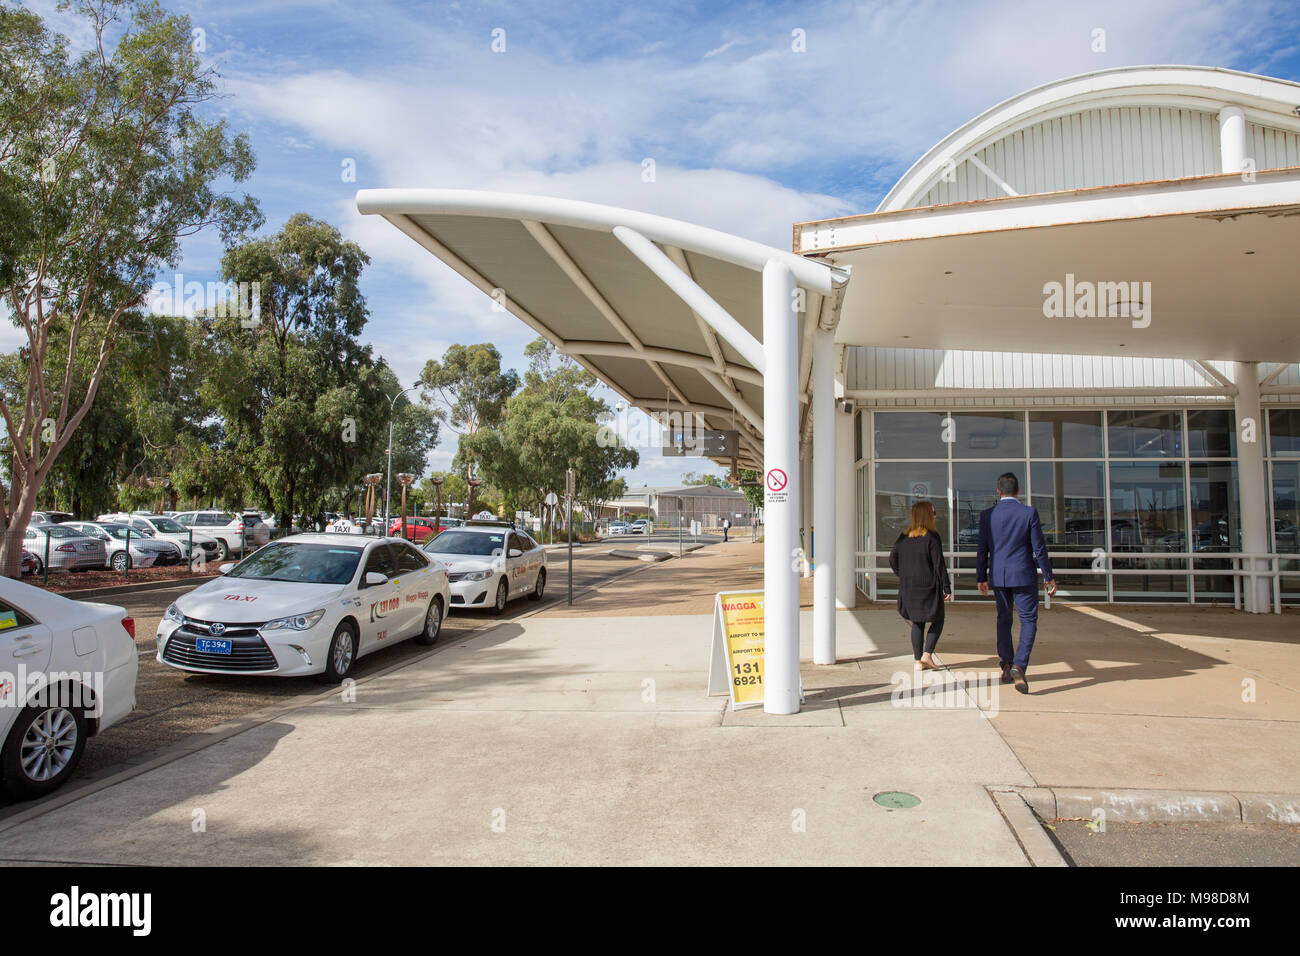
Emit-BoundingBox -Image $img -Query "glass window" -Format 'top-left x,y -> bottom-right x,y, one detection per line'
1108,410 -> 1183,458
395,544 -> 428,572
227,542 -> 363,585
1273,461 -> 1299,555
950,411 -> 1025,459
1187,409 -> 1236,458
1028,410 -> 1104,458
1108,461 -> 1188,602
953,461 -> 1024,553
363,544 -> 397,578
1030,461 -> 1108,601
1269,408 -> 1300,458
873,411 -> 949,459
873,461 -> 949,551
1190,462 -> 1239,603
0,599 -> 36,630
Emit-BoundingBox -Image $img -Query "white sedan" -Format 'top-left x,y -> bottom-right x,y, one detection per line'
156,534 -> 450,682
0,577 -> 137,799
422,523 -> 547,614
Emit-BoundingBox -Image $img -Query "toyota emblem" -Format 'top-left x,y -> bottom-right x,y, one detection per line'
208,622 -> 226,636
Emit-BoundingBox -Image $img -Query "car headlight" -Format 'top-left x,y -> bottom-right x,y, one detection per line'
463,570 -> 494,582
261,609 -> 327,631
164,603 -> 184,623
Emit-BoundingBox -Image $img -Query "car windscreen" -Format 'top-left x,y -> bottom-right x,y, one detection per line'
74,524 -> 111,539
424,530 -> 505,556
226,542 -> 362,584
148,517 -> 186,533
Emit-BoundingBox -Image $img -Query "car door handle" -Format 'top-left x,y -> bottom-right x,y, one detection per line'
13,644 -> 45,658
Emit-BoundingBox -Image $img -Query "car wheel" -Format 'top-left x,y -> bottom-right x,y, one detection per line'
111,551 -> 128,572
529,568 -> 546,601
30,555 -> 43,575
414,597 -> 443,646
317,622 -> 357,684
216,539 -> 230,561
2,701 -> 87,799
491,578 -> 508,615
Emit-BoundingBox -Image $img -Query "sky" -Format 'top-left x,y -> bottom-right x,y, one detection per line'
19,0 -> 1300,487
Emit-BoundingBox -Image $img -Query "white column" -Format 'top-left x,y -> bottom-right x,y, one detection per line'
1218,106 -> 1246,175
763,259 -> 801,714
835,396 -> 856,608
1235,361 -> 1272,612
812,327 -> 837,664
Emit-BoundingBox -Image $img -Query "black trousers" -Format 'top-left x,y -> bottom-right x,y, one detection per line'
909,609 -> 945,659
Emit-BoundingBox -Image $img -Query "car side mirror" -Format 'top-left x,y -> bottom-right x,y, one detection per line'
508,549 -> 523,558
218,562 -> 236,575
364,571 -> 388,588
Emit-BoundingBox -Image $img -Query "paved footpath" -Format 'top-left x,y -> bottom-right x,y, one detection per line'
2,539 -> 1294,865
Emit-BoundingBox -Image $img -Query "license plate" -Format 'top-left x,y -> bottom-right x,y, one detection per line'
195,638 -> 232,655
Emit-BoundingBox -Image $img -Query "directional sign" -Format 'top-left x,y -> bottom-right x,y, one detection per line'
661,429 -> 739,457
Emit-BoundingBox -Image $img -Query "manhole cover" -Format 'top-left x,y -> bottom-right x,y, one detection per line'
873,791 -> 921,809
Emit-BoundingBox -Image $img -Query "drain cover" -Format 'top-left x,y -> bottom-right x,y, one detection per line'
873,791 -> 921,809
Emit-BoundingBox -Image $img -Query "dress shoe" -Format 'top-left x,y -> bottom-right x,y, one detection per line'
1010,666 -> 1029,694
999,662 -> 1013,684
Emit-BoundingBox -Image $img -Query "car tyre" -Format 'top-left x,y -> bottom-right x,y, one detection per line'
491,578 -> 508,615
111,551 -> 129,572
2,700 -> 87,800
317,622 -> 357,684
529,568 -> 546,601
216,539 -> 230,561
414,597 -> 444,646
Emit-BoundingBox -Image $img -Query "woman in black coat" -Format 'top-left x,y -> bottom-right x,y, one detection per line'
888,500 -> 952,669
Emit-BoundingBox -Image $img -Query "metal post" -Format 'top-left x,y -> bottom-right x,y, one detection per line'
1235,361 -> 1271,612
43,531 -> 50,586
123,526 -> 131,578
835,398 -> 856,609
812,325 -> 837,664
763,258 -> 801,715
566,468 -> 575,606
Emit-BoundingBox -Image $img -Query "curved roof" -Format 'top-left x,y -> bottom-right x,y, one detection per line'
357,189 -> 850,468
881,65 -> 1300,212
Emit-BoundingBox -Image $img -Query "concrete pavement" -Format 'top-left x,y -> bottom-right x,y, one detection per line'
0,610 -> 1035,865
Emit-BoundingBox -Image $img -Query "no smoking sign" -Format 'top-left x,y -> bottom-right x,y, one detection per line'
765,467 -> 789,504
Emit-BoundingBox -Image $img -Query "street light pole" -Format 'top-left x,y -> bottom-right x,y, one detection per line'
384,384 -> 422,528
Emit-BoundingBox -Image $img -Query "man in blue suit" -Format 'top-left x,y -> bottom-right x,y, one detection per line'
976,472 -> 1056,694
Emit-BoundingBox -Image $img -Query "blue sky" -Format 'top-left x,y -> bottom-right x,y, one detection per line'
21,0 -> 1300,486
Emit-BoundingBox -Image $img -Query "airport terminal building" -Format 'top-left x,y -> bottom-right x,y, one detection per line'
361,65 -> 1299,711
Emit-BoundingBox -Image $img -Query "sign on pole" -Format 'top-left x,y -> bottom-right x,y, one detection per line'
707,590 -> 803,711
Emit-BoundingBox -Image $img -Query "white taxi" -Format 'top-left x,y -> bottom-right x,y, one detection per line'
156,534 -> 450,682
422,522 -> 547,614
0,577 -> 137,799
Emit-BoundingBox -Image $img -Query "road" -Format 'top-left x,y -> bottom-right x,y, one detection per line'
0,543 -> 649,816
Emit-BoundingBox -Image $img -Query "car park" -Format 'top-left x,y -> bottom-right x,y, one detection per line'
0,576 -> 137,798
172,510 -> 272,559
97,512 -> 221,567
422,523 -> 547,614
65,521 -> 184,571
156,534 -> 450,682
22,525 -> 108,573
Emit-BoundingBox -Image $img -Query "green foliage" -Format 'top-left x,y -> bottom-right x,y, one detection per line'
680,470 -> 728,488
0,0 -> 259,567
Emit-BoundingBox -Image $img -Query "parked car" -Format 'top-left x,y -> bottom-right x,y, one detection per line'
606,521 -> 630,536
96,513 -> 221,566
0,576 -> 137,798
388,515 -> 443,543
629,519 -> 649,535
422,524 -> 547,614
27,511 -> 76,526
22,525 -> 108,573
172,510 -> 271,559
64,521 -> 184,571
156,535 -> 450,682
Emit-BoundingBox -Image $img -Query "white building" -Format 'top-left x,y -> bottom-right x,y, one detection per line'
359,65 -> 1300,713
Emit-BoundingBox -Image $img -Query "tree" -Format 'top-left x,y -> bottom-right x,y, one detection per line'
680,470 -> 728,488
420,343 -> 518,460
0,0 -> 259,570
737,468 -> 764,511
195,214 -> 407,527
